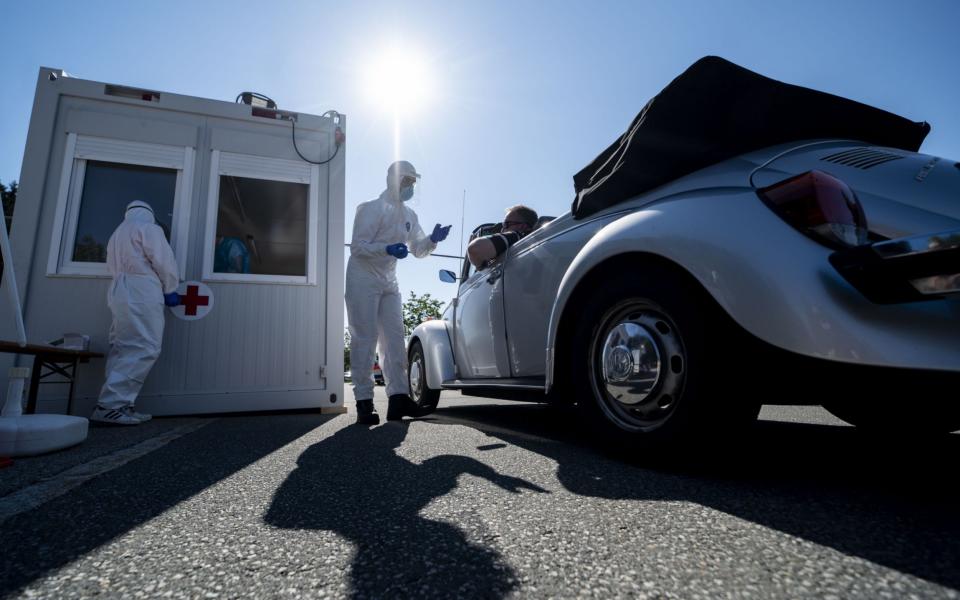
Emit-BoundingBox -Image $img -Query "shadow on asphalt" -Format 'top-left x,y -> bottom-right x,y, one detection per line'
265,421 -> 547,598
0,414 -> 335,597
422,402 -> 960,592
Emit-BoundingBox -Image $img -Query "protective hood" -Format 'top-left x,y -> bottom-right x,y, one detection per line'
384,160 -> 420,203
125,200 -> 156,225
571,56 -> 931,219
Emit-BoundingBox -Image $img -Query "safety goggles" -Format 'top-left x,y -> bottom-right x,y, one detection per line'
502,220 -> 529,230
400,175 -> 418,187
126,204 -> 154,215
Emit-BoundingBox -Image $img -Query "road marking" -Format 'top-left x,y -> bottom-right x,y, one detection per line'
0,420 -> 213,524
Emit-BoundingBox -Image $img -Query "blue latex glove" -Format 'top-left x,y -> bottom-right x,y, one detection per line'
164,292 -> 181,307
385,243 -> 409,259
430,224 -> 452,243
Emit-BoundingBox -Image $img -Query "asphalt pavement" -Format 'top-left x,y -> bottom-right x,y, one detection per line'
1,390 -> 958,599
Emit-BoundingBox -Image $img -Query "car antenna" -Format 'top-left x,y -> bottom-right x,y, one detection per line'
459,189 -> 466,269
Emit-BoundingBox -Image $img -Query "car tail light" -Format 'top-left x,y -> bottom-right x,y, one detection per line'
757,170 -> 868,248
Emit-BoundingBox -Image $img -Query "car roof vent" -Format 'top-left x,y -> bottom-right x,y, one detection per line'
820,147 -> 905,169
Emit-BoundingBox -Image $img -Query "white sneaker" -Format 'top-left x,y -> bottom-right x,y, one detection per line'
128,409 -> 152,423
90,406 -> 141,426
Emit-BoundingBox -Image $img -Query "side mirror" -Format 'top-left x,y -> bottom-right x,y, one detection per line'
439,269 -> 457,283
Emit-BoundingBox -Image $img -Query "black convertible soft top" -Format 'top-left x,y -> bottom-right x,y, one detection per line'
571,56 -> 930,219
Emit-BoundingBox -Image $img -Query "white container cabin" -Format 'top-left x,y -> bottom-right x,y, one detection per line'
0,68 -> 346,416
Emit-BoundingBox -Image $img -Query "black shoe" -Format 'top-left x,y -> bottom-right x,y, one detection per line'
387,394 -> 424,421
355,399 -> 380,425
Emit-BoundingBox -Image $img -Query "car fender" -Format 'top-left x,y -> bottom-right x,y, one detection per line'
545,189 -> 960,391
545,190 -> 749,391
409,319 -> 456,389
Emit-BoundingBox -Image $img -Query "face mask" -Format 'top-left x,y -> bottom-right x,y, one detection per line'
399,185 -> 414,202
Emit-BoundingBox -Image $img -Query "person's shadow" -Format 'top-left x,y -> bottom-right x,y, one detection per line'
264,421 -> 547,598
422,402 -> 960,591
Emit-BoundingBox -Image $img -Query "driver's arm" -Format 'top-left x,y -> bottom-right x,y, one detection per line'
467,231 -> 521,268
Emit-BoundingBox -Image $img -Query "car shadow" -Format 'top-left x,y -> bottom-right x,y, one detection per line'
421,401 -> 960,591
0,414 -> 336,597
264,420 -> 547,598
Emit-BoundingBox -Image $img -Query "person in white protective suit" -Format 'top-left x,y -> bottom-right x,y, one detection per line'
346,160 -> 451,425
90,200 -> 181,425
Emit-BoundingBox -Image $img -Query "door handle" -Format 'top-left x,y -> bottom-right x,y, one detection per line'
486,265 -> 503,284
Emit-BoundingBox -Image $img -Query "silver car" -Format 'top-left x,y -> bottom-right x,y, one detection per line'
407,57 -> 960,447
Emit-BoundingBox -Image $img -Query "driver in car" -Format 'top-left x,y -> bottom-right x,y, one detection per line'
466,205 -> 538,268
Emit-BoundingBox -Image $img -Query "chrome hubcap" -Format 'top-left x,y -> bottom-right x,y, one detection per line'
591,305 -> 685,432
600,321 -> 661,404
409,355 -> 423,402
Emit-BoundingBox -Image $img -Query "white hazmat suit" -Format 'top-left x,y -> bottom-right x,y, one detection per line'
95,201 -> 179,416
346,161 -> 437,404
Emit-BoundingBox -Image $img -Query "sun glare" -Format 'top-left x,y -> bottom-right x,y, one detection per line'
362,44 -> 436,117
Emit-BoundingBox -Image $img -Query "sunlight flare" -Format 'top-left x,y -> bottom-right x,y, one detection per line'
362,43 -> 437,118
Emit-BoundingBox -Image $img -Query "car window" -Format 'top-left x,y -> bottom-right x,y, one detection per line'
475,223 -> 502,237
460,253 -> 474,281
460,222 -> 502,281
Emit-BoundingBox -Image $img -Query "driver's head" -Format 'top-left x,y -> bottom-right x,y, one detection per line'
502,205 -> 538,234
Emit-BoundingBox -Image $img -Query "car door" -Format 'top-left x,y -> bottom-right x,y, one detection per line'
452,227 -> 511,378
501,213 -> 610,376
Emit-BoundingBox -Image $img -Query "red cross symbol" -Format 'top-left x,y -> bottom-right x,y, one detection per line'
181,285 -> 210,316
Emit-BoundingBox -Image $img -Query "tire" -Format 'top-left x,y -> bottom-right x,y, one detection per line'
570,266 -> 759,450
408,340 -> 441,414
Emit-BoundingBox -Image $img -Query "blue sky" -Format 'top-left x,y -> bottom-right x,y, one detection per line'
3,0 -> 959,306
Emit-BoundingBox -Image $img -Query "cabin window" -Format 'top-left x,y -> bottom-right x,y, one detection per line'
71,161 -> 177,262
203,151 -> 319,285
213,175 -> 309,277
48,134 -> 194,278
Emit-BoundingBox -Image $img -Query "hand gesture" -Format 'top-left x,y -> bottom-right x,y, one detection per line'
430,223 -> 452,243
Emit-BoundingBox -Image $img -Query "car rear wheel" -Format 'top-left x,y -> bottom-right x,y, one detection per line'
408,340 -> 441,414
571,267 -> 759,449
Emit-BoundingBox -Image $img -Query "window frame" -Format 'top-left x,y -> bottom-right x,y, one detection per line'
201,150 -> 319,285
46,133 -> 195,279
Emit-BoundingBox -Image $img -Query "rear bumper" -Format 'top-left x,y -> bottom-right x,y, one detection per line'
829,228 -> 960,304
741,323 -> 960,405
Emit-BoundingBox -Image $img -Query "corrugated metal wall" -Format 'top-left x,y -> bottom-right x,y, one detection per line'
146,282 -> 326,395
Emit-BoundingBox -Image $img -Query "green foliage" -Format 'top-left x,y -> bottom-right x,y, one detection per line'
1,180 -> 15,232
343,328 -> 351,372
1,180 -> 16,277
72,235 -> 107,262
402,291 -> 444,337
